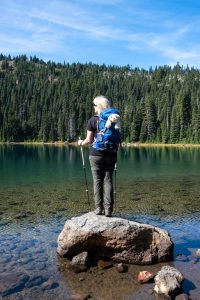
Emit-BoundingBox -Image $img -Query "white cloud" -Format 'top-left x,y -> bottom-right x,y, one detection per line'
0,32 -> 63,54
161,46 -> 200,67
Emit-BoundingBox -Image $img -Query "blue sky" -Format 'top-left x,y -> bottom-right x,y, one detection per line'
1,0 -> 200,69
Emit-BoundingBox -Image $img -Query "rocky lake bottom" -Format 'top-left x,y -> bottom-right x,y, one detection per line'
0,177 -> 200,300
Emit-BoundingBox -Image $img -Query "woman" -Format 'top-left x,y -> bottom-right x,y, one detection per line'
78,96 -> 119,217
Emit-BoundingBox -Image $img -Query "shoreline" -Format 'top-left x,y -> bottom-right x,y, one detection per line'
0,141 -> 200,147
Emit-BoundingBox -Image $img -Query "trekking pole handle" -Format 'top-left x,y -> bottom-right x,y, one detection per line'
79,137 -> 85,167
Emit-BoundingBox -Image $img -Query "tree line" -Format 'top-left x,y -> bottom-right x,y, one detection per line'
0,54 -> 199,143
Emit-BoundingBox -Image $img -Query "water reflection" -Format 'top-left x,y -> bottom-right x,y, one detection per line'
119,146 -> 200,178
0,145 -> 86,187
1,145 -> 200,185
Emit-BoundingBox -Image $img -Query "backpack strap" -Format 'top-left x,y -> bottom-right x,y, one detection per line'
98,114 -> 107,133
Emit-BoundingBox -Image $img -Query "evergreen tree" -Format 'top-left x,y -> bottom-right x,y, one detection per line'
0,55 -> 199,143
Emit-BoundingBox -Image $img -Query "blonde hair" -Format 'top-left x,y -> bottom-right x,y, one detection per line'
93,95 -> 110,110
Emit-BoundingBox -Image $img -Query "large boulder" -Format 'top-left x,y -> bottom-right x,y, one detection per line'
57,212 -> 173,265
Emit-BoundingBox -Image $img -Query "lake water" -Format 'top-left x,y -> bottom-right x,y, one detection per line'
0,145 -> 200,299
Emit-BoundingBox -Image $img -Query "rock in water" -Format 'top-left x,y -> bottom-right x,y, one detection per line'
57,212 -> 173,265
0,272 -> 29,297
116,263 -> 128,273
196,248 -> 200,257
70,251 -> 90,273
154,266 -> 184,298
138,271 -> 155,283
97,260 -> 113,270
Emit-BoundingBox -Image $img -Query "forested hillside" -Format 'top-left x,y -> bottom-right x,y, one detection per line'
0,54 -> 200,143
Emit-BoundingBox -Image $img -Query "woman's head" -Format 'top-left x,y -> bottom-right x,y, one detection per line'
93,96 -> 110,113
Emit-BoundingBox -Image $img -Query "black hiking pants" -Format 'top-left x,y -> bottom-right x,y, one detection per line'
89,154 -> 117,213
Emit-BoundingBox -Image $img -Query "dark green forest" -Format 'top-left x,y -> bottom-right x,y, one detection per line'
0,54 -> 200,143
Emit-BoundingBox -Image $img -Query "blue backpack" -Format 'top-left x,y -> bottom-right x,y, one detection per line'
92,108 -> 121,152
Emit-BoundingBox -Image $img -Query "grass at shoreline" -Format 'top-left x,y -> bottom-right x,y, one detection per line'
0,141 -> 200,147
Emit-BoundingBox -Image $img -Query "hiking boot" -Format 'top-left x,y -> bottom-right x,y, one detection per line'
105,210 -> 112,217
95,208 -> 104,215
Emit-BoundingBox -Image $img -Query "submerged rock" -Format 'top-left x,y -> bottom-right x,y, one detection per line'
0,272 -> 29,297
137,271 -> 155,283
57,212 -> 173,265
25,275 -> 47,288
70,251 -> 90,273
69,293 -> 91,300
154,266 -> 184,298
116,263 -> 128,273
175,293 -> 189,300
97,260 -> 113,270
195,248 -> 200,257
176,254 -> 189,262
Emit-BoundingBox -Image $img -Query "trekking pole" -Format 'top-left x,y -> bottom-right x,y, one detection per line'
79,139 -> 91,209
114,163 -> 117,212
